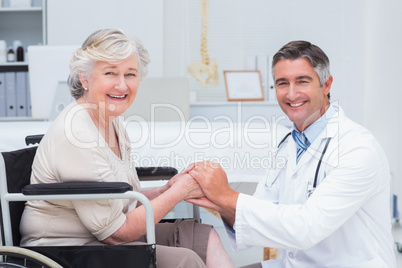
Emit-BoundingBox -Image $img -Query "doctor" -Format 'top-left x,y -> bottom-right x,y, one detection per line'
188,41 -> 396,267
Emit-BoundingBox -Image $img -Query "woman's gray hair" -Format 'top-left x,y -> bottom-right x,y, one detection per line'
272,41 -> 331,99
68,28 -> 150,100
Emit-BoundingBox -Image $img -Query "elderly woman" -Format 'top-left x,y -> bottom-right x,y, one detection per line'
20,29 -> 234,268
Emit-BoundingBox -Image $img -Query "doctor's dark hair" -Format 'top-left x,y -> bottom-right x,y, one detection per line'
68,28 -> 150,100
272,40 -> 331,100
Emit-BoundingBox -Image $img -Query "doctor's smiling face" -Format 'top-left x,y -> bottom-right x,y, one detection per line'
274,58 -> 333,132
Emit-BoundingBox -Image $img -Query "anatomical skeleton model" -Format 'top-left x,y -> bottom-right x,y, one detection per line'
187,0 -> 219,88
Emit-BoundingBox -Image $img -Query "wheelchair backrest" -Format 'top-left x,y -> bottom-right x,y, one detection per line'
0,147 -> 37,246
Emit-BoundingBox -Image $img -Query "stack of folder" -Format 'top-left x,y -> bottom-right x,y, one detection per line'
0,71 -> 31,118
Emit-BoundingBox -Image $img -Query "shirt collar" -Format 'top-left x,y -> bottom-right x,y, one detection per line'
291,103 -> 336,145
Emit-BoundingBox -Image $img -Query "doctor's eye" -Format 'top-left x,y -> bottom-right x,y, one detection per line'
276,81 -> 288,87
296,80 -> 309,85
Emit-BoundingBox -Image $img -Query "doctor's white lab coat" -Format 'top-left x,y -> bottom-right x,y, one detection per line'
226,105 -> 396,268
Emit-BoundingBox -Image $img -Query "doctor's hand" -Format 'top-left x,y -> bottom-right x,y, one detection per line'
188,161 -> 239,217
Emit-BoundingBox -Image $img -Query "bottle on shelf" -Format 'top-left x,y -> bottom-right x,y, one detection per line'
7,47 -> 15,62
17,46 -> 24,62
12,40 -> 24,62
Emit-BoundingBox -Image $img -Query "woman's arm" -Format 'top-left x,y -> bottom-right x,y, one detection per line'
102,172 -> 203,245
140,164 -> 194,203
140,185 -> 168,203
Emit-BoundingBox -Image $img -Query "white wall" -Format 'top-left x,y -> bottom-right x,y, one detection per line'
364,1 -> 402,208
46,0 -> 164,77
46,0 -> 367,124
45,1 -> 402,206
165,0 -> 367,124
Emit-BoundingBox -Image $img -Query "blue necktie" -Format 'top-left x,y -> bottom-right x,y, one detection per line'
294,131 -> 308,163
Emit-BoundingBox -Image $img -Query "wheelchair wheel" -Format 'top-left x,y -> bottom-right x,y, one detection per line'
0,246 -> 63,268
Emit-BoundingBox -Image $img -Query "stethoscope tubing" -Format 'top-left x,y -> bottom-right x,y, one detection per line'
313,137 -> 331,188
277,132 -> 332,191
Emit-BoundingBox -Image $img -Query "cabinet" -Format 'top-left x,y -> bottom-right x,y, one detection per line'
0,0 -> 46,58
0,0 -> 46,119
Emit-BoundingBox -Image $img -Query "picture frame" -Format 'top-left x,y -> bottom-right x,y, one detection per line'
224,70 -> 264,101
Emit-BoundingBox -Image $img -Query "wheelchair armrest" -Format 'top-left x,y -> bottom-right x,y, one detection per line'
25,135 -> 45,146
3,182 -> 155,246
22,182 -> 133,195
136,167 -> 178,181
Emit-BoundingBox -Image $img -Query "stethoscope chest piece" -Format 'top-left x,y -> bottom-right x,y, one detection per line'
276,133 -> 332,199
306,182 -> 315,199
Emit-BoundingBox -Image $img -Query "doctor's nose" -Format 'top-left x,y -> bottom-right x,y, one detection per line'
286,83 -> 300,100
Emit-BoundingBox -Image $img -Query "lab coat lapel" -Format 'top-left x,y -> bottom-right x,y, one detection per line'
290,103 -> 341,173
282,137 -> 317,204
285,138 -> 297,173
292,106 -> 341,174
279,140 -> 297,204
287,136 -> 317,175
290,140 -> 322,176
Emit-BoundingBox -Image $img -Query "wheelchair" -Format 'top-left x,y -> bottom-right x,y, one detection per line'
0,135 -> 183,268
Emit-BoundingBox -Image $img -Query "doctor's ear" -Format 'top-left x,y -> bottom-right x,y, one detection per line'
324,75 -> 333,90
323,75 -> 333,98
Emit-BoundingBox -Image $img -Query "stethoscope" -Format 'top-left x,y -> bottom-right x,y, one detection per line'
267,132 -> 332,198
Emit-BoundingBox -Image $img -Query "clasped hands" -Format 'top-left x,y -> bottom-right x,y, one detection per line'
168,161 -> 238,216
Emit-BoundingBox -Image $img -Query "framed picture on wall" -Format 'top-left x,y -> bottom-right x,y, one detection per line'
224,70 -> 264,101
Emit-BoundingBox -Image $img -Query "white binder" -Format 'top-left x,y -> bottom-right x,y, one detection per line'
5,72 -> 17,117
26,71 -> 31,117
0,73 -> 6,117
16,71 -> 27,116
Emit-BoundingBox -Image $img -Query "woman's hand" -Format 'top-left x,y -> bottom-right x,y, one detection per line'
170,173 -> 204,200
143,164 -> 198,203
165,163 -> 195,189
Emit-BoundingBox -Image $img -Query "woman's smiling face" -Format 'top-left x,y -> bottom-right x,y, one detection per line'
81,53 -> 140,118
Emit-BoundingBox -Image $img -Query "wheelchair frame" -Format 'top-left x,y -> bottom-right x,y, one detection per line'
0,148 -> 157,267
